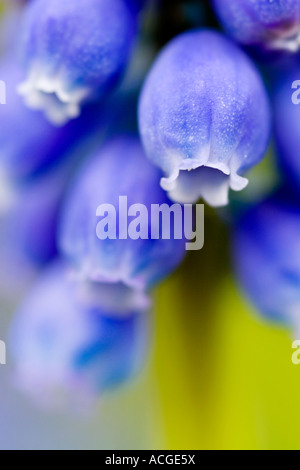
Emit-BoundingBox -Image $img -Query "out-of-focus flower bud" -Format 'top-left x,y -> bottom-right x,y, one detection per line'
0,58 -> 108,181
213,0 -> 300,52
17,0 -> 138,125
59,135 -> 186,291
10,262 -> 149,409
273,62 -> 300,190
125,0 -> 148,14
233,190 -> 300,332
0,163 -> 70,298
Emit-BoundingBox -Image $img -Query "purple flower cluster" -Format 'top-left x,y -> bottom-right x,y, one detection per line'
213,0 -> 300,52
0,0 -> 299,408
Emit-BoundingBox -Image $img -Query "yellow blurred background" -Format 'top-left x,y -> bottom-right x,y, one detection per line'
145,215 -> 300,450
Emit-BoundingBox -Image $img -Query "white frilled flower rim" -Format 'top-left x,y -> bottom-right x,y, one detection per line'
17,67 -> 90,126
160,156 -> 248,207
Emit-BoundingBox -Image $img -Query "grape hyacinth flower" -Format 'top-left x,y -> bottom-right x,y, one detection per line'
17,0 -> 139,125
59,135 -> 186,292
0,163 -> 70,297
0,58 -> 108,181
139,30 -> 270,207
212,0 -> 300,53
9,263 -> 149,408
233,190 -> 300,333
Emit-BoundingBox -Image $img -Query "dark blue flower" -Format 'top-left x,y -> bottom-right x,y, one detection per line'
0,58 -> 107,181
0,163 -> 70,296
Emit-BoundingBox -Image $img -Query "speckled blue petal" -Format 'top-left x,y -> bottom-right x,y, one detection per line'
213,0 -> 300,52
0,58 -> 107,180
58,135 -> 186,291
9,262 -> 149,408
18,0 -> 138,125
139,30 -> 271,206
233,191 -> 300,331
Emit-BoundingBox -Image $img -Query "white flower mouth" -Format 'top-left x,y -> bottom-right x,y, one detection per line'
68,268 -> 151,317
268,27 -> 300,53
161,162 -> 248,207
17,67 -> 89,126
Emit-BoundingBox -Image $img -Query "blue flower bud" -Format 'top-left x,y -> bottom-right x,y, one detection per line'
138,30 -> 271,207
58,135 -> 186,291
17,0 -> 138,125
0,58 -> 107,180
0,1 -> 24,53
9,263 -> 149,407
233,191 -> 300,330
213,0 -> 300,52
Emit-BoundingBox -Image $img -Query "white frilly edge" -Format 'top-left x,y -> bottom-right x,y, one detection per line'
17,67 -> 89,126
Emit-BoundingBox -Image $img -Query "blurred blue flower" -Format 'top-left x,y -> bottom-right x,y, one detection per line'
125,0 -> 148,14
3,168 -> 66,265
0,163 -> 70,297
58,135 -> 186,291
213,0 -> 300,52
0,58 -> 109,181
9,262 -> 149,408
273,61 -> 300,191
233,190 -> 300,331
17,0 -> 138,125
138,30 -> 270,207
